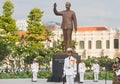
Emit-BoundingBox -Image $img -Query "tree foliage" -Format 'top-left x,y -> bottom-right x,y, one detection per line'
84,56 -> 114,70
97,56 -> 114,67
27,8 -> 44,36
1,0 -> 16,33
2,0 -> 14,17
0,0 -> 17,62
0,1 -> 55,71
23,7 -> 54,67
54,40 -> 77,52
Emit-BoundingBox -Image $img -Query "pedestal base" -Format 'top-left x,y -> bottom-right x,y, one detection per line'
47,53 -> 81,82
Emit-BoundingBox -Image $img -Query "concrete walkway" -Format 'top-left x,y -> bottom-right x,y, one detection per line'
0,79 -> 112,84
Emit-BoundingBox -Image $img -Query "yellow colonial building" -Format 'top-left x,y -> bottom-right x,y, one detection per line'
17,20 -> 120,59
48,24 -> 120,59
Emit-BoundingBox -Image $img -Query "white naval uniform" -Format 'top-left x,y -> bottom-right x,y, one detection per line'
63,56 -> 77,84
78,62 -> 86,82
31,62 -> 39,81
92,63 -> 100,81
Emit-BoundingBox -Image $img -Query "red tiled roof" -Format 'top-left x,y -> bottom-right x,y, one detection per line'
18,26 -> 108,36
18,31 -> 46,39
76,26 -> 108,32
18,31 -> 26,37
47,25 -> 56,31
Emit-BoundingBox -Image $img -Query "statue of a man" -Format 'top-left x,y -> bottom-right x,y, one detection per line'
53,2 -> 77,51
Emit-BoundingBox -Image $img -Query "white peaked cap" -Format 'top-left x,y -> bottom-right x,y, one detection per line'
33,58 -> 37,61
95,60 -> 98,62
66,48 -> 73,51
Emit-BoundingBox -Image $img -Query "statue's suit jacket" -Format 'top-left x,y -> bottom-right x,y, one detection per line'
53,8 -> 77,30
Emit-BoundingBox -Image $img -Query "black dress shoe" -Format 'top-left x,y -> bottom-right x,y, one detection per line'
32,80 -> 37,82
79,82 -> 83,83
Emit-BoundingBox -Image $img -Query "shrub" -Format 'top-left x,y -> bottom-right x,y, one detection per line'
84,71 -> 114,80
38,70 -> 51,78
0,70 -> 114,80
0,70 -> 51,79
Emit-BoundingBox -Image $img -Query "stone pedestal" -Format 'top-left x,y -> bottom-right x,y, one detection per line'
47,53 -> 81,82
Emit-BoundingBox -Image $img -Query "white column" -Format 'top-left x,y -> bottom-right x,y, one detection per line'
110,38 -> 114,50
102,39 -> 106,49
92,32 -> 96,50
85,39 -> 88,50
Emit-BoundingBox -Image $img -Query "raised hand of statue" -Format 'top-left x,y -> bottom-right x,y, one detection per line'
54,3 -> 57,8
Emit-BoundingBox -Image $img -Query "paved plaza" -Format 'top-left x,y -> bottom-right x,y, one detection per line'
0,79 -> 112,84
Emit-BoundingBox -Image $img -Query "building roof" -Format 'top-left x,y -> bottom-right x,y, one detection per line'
18,26 -> 108,36
46,25 -> 108,32
47,25 -> 56,31
18,31 -> 26,37
18,31 -> 46,39
76,26 -> 108,32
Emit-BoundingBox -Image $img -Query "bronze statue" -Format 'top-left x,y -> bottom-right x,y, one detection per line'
53,2 -> 77,51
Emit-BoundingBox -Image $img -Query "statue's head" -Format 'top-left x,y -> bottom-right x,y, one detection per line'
65,2 -> 71,10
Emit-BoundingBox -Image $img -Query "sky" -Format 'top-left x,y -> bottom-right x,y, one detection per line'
0,0 -> 120,29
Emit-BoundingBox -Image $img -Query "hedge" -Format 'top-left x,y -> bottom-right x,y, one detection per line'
0,70 -> 51,79
0,70 -> 114,80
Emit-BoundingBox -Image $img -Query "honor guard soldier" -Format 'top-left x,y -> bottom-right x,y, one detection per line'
63,48 -> 77,84
31,59 -> 39,82
78,59 -> 86,83
92,60 -> 100,82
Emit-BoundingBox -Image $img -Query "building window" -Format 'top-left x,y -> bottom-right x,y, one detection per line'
114,39 -> 119,49
80,41 -> 84,49
88,40 -> 92,49
106,40 -> 110,49
96,40 -> 102,49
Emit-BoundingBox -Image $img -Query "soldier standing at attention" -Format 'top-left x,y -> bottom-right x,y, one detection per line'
78,59 -> 86,83
31,59 -> 39,82
63,48 -> 77,84
92,60 -> 100,82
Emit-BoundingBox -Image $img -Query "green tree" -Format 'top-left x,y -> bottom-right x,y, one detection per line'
1,0 -> 16,33
0,16 -> 2,28
24,8 -> 50,65
26,8 -> 54,42
84,56 -> 97,70
2,0 -> 14,16
84,56 -> 114,70
55,40 -> 77,52
0,0 -> 18,62
97,56 -> 114,67
0,34 -> 17,62
27,8 -> 44,38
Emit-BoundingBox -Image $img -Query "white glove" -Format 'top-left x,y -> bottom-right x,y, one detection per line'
74,75 -> 76,78
62,74 -> 65,77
